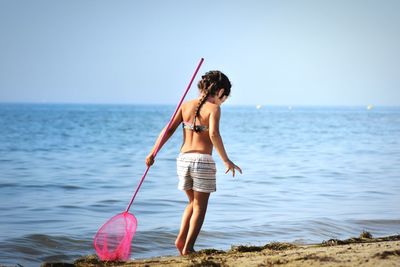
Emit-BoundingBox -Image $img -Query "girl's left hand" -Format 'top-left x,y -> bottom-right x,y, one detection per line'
224,159 -> 242,177
146,153 -> 155,167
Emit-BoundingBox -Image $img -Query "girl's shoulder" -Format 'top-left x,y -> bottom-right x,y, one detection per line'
182,99 -> 219,113
203,101 -> 220,112
182,99 -> 198,109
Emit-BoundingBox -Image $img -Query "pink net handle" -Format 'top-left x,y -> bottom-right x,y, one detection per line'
125,58 -> 204,212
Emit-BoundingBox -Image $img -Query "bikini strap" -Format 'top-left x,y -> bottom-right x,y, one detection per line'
192,116 -> 197,131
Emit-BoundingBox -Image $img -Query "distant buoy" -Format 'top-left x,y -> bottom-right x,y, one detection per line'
367,104 -> 374,110
256,104 -> 262,109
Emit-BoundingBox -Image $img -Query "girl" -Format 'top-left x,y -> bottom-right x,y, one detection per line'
145,70 -> 242,255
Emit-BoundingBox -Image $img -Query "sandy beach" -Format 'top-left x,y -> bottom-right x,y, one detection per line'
43,232 -> 400,267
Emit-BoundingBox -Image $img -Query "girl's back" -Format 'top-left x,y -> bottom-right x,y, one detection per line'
180,99 -> 217,155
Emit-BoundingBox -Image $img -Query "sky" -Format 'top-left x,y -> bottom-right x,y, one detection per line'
0,0 -> 399,106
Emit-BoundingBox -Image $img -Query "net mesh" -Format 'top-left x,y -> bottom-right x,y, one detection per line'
94,211 -> 137,261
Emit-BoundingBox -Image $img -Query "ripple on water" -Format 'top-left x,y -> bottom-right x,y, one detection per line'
0,234 -> 92,266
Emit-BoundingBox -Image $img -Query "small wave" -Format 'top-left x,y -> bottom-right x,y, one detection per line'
98,199 -> 121,204
0,182 -> 19,188
0,234 -> 92,266
349,219 -> 400,227
14,184 -> 87,191
61,185 -> 86,190
58,205 -> 86,210
0,158 -> 14,163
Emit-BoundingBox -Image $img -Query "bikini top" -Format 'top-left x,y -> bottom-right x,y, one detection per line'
182,118 -> 209,132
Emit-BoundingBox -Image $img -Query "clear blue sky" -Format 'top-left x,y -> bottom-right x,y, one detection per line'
0,0 -> 399,106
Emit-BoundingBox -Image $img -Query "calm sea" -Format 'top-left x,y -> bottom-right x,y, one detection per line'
0,103 -> 399,266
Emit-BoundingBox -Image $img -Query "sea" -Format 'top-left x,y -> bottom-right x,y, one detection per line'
0,103 -> 399,266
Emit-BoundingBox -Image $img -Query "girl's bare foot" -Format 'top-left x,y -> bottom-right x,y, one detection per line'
175,238 -> 185,255
182,248 -> 196,255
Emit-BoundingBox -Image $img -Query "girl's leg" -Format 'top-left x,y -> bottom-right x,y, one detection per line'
182,190 -> 210,255
175,189 -> 194,255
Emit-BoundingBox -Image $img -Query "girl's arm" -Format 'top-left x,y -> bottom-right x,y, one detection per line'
146,107 -> 183,166
209,106 -> 242,177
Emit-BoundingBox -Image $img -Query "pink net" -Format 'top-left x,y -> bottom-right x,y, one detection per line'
94,211 -> 137,261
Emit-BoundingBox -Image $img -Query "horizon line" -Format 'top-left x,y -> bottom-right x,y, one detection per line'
0,101 -> 399,108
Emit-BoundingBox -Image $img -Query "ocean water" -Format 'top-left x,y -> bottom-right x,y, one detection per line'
0,103 -> 399,266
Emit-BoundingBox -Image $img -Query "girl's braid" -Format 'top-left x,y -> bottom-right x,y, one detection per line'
194,91 -> 210,118
193,71 -> 222,132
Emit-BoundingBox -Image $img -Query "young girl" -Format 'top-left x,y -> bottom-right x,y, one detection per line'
145,70 -> 242,255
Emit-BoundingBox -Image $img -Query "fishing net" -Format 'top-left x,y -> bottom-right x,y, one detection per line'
94,211 -> 137,261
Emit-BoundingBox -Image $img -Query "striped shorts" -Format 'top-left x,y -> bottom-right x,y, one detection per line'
176,153 -> 217,193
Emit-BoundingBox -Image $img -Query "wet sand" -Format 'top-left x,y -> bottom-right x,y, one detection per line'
43,232 -> 400,267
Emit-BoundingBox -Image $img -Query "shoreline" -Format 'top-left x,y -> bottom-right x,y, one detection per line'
43,231 -> 400,267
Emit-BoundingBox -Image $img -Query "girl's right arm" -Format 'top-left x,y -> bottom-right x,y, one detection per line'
209,106 -> 242,177
145,106 -> 183,167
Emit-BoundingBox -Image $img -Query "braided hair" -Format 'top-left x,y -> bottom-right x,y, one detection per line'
193,71 -> 231,132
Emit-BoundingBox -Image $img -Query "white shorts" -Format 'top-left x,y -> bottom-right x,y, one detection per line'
176,153 -> 217,193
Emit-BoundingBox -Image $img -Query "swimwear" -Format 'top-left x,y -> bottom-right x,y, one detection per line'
182,121 -> 209,132
176,153 -> 217,193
